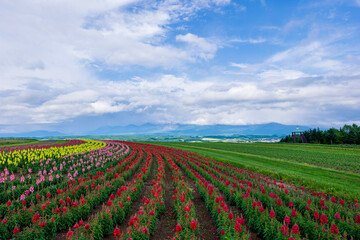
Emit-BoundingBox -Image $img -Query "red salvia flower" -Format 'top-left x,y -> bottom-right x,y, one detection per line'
176,224 -> 182,232
234,223 -> 242,232
190,220 -> 197,230
355,214 -> 360,223
269,210 -> 276,218
320,214 -> 328,224
281,224 -> 288,236
181,192 -> 185,202
32,213 -> 40,223
113,228 -> 121,237
66,230 -> 73,238
291,224 -> 299,234
284,216 -> 290,225
331,224 -> 339,235
12,226 -> 20,234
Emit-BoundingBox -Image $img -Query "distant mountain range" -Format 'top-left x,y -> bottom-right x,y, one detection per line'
0,123 -> 311,138
0,130 -> 66,138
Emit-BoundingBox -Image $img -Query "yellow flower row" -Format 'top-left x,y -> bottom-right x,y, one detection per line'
0,140 -> 106,168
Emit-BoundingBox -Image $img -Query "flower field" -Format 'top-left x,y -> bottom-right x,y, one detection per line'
0,140 -> 359,240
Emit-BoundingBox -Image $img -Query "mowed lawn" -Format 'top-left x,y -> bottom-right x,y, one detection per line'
148,142 -> 360,200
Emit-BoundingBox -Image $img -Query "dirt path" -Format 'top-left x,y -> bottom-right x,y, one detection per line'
151,162 -> 177,240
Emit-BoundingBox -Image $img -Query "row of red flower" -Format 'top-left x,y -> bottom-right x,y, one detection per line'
66,144 -> 154,240
192,152 -> 360,239
169,147 -> 360,240
164,153 -> 198,240
117,150 -> 166,239
155,146 -> 251,240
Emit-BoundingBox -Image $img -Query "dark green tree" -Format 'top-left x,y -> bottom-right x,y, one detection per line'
280,123 -> 360,145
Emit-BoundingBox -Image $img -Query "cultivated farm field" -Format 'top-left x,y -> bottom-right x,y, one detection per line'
0,140 -> 359,240
152,142 -> 360,201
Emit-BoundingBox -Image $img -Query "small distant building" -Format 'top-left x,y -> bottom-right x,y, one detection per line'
292,126 -> 307,143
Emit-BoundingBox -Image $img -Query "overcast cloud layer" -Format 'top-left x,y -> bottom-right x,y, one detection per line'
1,0 -> 360,133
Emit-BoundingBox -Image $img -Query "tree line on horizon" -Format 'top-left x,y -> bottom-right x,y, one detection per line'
280,124 -> 360,144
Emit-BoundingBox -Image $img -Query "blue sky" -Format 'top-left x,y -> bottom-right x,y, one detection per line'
1,0 -> 360,134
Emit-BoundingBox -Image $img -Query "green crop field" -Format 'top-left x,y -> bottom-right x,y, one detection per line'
0,139 -> 40,147
0,139 -> 67,148
148,142 -> 360,201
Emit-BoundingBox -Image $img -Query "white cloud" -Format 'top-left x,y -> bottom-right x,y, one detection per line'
176,33 -> 218,60
2,71 -> 360,127
266,40 -> 353,74
230,63 -> 249,68
213,0 -> 231,5
283,19 -> 306,32
230,38 -> 266,44
258,69 -> 308,83
0,0 -> 228,126
1,0 -> 360,130
0,0 -> 226,77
